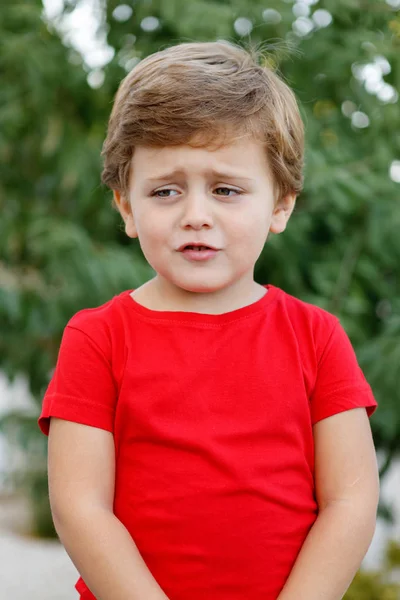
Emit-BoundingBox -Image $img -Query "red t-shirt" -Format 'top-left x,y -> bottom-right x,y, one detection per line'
38,284 -> 377,600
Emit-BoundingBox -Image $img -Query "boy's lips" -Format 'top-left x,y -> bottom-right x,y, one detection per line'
180,248 -> 220,262
177,242 -> 220,251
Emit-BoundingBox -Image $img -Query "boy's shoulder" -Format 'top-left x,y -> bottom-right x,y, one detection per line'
64,291 -> 127,348
275,285 -> 340,337
67,293 -> 119,326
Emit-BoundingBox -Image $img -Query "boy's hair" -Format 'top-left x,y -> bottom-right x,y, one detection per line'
101,41 -> 304,205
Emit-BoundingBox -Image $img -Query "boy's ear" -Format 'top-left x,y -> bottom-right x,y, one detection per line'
113,190 -> 138,239
269,192 -> 297,235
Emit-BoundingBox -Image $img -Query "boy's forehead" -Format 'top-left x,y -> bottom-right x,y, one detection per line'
131,137 -> 271,180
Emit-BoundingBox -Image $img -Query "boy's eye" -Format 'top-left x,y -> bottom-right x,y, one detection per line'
214,187 -> 239,197
151,187 -> 240,198
152,189 -> 178,198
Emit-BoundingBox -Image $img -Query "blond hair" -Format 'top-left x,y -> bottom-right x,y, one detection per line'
101,40 -> 304,205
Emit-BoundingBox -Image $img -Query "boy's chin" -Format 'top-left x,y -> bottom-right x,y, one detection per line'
172,281 -> 228,295
155,274 -> 231,295
167,275 -> 253,297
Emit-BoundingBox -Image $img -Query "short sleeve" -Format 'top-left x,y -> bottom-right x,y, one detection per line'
38,324 -> 118,436
310,319 -> 377,425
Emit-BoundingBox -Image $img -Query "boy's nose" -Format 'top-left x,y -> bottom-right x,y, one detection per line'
180,194 -> 214,229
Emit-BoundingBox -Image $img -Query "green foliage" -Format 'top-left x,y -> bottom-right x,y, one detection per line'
345,571 -> 400,600
344,540 -> 400,599
1,0 -> 400,536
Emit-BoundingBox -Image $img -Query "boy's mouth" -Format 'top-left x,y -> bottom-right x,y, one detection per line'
185,245 -> 211,251
177,242 -> 221,262
178,242 -> 219,251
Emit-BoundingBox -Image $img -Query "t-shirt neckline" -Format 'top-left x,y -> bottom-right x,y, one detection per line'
119,284 -> 279,325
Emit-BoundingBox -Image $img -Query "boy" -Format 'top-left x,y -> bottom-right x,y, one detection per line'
38,41 -> 379,600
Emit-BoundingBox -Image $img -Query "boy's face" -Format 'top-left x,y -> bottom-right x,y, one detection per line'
114,136 -> 296,306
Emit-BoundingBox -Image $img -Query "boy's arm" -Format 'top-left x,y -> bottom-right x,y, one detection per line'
277,407 -> 379,600
48,418 -> 170,600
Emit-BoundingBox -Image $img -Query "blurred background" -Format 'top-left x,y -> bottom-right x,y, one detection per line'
1,0 -> 400,598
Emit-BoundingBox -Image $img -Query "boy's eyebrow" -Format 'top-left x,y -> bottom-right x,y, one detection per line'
144,168 -> 255,183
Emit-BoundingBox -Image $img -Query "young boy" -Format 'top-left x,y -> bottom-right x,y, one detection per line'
38,41 -> 379,600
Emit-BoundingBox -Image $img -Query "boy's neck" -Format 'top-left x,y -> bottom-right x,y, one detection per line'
130,277 -> 267,315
